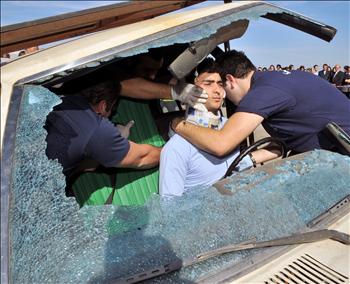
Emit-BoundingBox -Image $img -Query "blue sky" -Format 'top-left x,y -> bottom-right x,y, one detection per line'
1,1 -> 349,68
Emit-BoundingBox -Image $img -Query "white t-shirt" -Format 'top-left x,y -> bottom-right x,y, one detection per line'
159,118 -> 252,196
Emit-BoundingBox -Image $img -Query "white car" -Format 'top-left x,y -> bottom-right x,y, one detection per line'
1,1 -> 349,283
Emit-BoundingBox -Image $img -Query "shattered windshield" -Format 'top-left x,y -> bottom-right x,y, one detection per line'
9,85 -> 350,283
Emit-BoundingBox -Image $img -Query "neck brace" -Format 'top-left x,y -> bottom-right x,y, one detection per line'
185,105 -> 221,129
168,105 -> 222,139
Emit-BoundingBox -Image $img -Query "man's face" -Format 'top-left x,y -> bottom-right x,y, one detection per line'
323,64 -> 328,71
195,72 -> 225,113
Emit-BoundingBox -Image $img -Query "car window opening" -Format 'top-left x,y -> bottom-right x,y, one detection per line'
43,45 -> 207,207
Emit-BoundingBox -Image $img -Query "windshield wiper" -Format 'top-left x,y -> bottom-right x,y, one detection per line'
110,229 -> 350,284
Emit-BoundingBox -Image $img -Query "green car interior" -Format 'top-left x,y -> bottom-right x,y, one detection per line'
71,98 -> 166,206
48,45 -> 190,207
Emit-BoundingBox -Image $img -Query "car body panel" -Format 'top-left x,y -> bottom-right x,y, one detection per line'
234,215 -> 349,284
0,0 -> 205,54
0,2 -> 346,284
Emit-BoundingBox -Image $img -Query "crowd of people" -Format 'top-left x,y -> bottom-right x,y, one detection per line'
257,64 -> 350,86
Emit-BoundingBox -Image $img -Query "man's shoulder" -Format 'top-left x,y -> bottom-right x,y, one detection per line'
166,134 -> 190,146
163,134 -> 192,153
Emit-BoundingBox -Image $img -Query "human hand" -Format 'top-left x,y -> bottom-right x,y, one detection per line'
170,81 -> 208,106
116,120 -> 135,138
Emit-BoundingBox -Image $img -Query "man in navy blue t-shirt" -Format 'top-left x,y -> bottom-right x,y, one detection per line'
44,80 -> 161,179
172,50 -> 349,158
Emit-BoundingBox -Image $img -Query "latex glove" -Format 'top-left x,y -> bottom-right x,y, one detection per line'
116,120 -> 135,139
170,81 -> 208,106
191,102 -> 208,112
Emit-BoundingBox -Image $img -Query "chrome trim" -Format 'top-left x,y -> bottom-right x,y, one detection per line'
1,86 -> 24,284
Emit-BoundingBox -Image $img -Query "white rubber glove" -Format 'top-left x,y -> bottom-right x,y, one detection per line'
170,81 -> 208,107
116,120 -> 135,139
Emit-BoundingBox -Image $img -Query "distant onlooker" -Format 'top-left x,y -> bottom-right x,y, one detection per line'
299,65 -> 305,71
318,64 -> 331,81
25,46 -> 39,54
268,64 -> 275,71
289,64 -> 294,71
262,67 -> 268,72
331,64 -> 344,86
276,64 -> 282,71
312,65 -> 318,75
257,67 -> 263,71
327,66 -> 333,82
0,53 -> 11,66
343,66 -> 350,85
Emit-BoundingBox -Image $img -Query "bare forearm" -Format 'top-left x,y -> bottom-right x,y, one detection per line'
251,147 -> 280,164
118,142 -> 161,169
173,112 -> 263,157
120,78 -> 171,100
174,120 -> 241,156
137,145 -> 162,169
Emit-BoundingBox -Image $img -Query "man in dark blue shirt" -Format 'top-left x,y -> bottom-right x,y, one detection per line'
45,80 -> 161,178
172,50 -> 350,158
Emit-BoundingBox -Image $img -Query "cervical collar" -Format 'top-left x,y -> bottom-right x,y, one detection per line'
168,104 -> 222,139
185,105 -> 221,129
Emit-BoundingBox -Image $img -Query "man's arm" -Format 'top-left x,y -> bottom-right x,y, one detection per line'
173,112 -> 264,157
117,141 -> 161,169
251,145 -> 281,165
120,78 -> 208,106
121,78 -> 171,100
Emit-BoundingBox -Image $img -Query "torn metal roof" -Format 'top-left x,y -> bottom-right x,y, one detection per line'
0,1 -> 204,54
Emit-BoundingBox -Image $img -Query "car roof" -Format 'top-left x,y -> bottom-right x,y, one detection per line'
0,0 -> 337,148
1,0 -> 205,54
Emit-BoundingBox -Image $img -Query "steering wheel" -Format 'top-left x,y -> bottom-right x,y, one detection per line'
223,137 -> 288,179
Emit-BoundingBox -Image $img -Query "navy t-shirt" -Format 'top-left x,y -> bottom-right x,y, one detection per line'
44,96 -> 130,176
236,71 -> 350,152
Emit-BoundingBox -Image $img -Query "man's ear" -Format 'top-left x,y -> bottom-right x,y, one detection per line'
95,100 -> 107,114
225,74 -> 235,88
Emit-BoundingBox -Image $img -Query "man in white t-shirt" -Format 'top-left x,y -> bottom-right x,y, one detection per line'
159,58 -> 254,197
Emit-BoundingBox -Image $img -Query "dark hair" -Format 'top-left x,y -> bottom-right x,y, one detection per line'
216,50 -> 256,81
196,57 -> 218,75
78,80 -> 120,111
